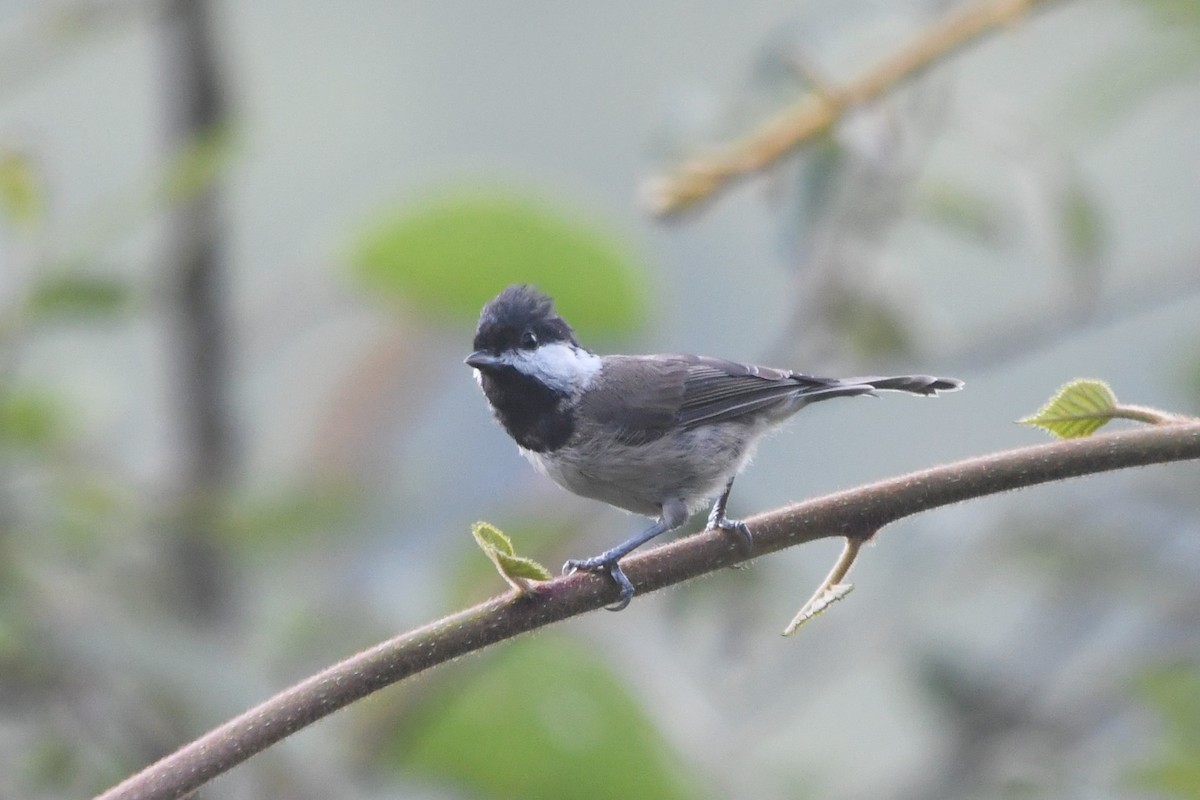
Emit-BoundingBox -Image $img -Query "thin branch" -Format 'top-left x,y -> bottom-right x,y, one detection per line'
1112,404 -> 1191,427
644,0 -> 1062,216
97,419 -> 1200,800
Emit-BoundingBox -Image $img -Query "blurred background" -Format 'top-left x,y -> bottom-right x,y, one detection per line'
2,0 -> 1199,798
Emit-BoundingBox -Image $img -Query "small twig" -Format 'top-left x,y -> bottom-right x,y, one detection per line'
645,0 -> 1060,216
783,536 -> 866,635
1111,404 -> 1191,427
97,421 -> 1200,800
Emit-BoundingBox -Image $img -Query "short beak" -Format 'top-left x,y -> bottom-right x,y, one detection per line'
465,350 -> 504,370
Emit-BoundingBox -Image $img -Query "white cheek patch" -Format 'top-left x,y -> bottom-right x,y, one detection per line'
507,342 -> 601,393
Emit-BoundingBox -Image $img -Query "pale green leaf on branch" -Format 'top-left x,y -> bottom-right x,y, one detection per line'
471,522 -> 551,595
1019,379 -> 1119,439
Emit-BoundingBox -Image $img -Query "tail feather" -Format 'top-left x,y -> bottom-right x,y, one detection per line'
855,375 -> 963,396
798,374 -> 963,402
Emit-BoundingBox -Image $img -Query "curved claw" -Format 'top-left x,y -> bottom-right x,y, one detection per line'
710,516 -> 754,554
562,557 -> 635,611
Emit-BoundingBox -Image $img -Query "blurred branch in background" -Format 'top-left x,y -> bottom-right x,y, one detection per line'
160,0 -> 232,620
644,0 -> 1062,217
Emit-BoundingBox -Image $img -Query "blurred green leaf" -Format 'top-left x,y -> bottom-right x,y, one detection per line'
26,273 -> 132,321
1128,664 -> 1200,798
825,286 -> 913,360
159,124 -> 237,204
917,182 -> 1005,244
1018,379 -> 1118,439
1062,2 -> 1200,132
388,637 -> 702,800
0,388 -> 66,449
221,484 -> 355,550
1061,179 -> 1105,266
0,148 -> 43,227
1141,0 -> 1200,31
350,190 -> 647,337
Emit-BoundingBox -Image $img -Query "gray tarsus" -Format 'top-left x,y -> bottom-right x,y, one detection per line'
563,500 -> 688,611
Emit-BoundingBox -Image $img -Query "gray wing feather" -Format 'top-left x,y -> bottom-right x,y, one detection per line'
675,356 -> 847,427
582,355 -> 960,442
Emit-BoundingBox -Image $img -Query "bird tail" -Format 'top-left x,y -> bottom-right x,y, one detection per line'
796,374 -> 963,403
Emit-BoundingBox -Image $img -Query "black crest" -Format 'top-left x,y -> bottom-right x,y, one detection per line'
473,285 -> 578,355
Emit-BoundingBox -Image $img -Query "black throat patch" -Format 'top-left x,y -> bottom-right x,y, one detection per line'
478,367 -> 575,453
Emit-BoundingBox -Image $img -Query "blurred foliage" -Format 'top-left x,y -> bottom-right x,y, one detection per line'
350,190 -> 648,337
158,123 -> 238,205
1140,0 -> 1200,33
24,273 -> 133,322
0,147 -> 43,227
384,636 -> 703,800
918,181 -> 1006,245
1128,664 -> 1200,798
1067,0 -> 1200,128
0,386 -> 67,449
1060,177 -> 1105,268
824,284 -> 913,360
219,484 -> 356,551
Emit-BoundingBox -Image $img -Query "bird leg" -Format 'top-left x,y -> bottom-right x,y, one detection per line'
564,499 -> 688,611
706,477 -> 753,553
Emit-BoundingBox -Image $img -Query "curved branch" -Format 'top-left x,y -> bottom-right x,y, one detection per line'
645,0 -> 1062,216
97,420 -> 1200,800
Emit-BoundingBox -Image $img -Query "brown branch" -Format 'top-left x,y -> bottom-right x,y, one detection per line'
645,0 -> 1063,217
96,419 -> 1200,800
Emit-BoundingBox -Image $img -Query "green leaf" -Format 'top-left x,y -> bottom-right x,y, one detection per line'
349,190 -> 647,337
0,148 -> 43,227
472,521 -> 552,593
26,274 -> 132,321
493,550 -> 553,582
385,637 -> 703,800
472,520 -> 516,557
1018,379 -> 1119,439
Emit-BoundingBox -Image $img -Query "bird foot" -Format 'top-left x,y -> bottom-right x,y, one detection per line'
563,556 -> 635,611
707,512 -> 754,554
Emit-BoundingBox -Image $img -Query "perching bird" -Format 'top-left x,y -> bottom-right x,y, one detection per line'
466,285 -> 962,609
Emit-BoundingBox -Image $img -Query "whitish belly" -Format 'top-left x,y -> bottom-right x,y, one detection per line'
522,422 -> 763,518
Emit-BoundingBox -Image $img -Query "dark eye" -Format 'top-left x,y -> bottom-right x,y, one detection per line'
520,329 -> 538,349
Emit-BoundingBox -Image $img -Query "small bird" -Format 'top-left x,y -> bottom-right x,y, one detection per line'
466,285 -> 962,610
